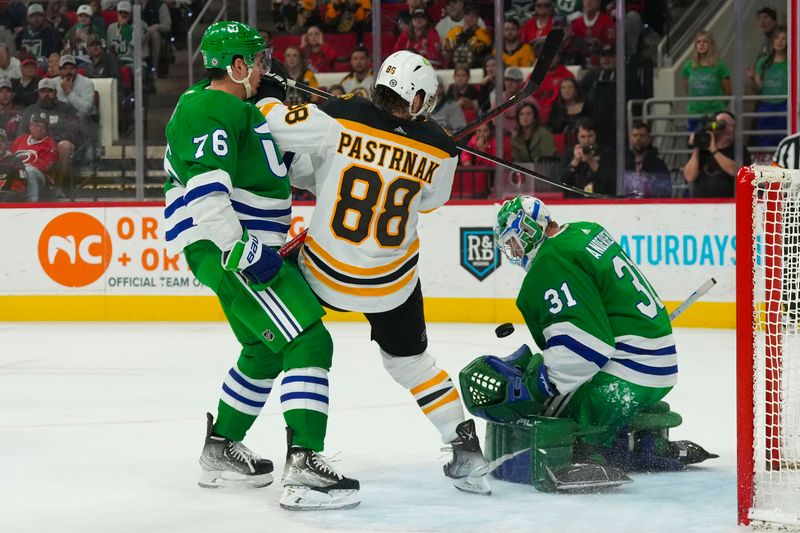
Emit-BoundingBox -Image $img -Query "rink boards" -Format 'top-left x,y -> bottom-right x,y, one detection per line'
0,199 -> 735,327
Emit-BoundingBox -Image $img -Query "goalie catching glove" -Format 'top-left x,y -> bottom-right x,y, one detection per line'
222,230 -> 282,285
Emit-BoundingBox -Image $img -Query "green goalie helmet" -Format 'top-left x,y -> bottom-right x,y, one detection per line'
494,195 -> 553,271
200,21 -> 267,70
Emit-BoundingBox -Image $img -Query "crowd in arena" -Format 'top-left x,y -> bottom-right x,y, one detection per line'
266,0 -> 791,200
0,0 -> 791,202
0,0 -> 189,200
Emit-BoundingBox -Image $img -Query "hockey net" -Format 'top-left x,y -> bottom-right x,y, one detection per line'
737,165 -> 800,528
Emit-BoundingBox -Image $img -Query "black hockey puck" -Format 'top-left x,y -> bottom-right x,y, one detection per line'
495,323 -> 515,338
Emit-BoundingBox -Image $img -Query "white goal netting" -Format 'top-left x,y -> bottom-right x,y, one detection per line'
749,166 -> 800,527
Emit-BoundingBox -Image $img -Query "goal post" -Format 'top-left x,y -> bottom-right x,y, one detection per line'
737,165 -> 800,528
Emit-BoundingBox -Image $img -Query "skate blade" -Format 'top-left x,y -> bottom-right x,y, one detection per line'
198,469 -> 273,489
279,485 -> 361,511
452,473 -> 492,495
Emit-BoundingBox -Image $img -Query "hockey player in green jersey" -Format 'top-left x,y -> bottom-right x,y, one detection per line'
163,21 -> 358,510
459,195 -> 716,491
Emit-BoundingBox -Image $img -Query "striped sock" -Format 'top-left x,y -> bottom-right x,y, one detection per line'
409,368 -> 464,443
214,365 -> 274,441
280,367 -> 330,451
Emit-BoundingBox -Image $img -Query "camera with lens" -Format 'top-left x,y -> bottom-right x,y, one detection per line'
580,143 -> 598,157
692,116 -> 726,151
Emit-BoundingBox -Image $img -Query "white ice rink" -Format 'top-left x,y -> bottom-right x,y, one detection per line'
1,322 -> 742,533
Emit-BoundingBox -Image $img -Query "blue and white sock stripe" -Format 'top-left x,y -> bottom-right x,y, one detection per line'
235,275 -> 303,342
220,366 -> 274,416
280,368 -> 329,416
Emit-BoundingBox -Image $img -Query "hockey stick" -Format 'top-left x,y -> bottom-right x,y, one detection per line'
668,277 -> 717,321
457,142 -> 640,200
451,27 -> 565,141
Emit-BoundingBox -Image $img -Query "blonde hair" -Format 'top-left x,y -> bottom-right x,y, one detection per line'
692,30 -> 719,67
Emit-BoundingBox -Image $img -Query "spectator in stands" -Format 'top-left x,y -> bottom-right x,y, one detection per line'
56,54 -> 95,118
0,43 -> 21,80
581,44 -> 616,148
89,1 -> 108,34
47,1 -> 73,42
12,57 -> 41,107
562,117 -> 615,196
85,35 -> 120,80
65,4 -> 106,66
459,121 -> 510,198
749,27 -> 788,147
0,78 -> 22,136
0,21 -> 18,56
443,4 -> 491,68
512,102 -> 556,162
4,1 -> 27,34
476,55 -> 497,111
394,9 -> 442,66
547,77 -> 592,148
568,0 -> 615,66
681,30 -> 731,131
395,0 -> 426,37
324,0 -> 371,35
435,0 -> 484,41
283,45 -> 319,106
141,0 -> 171,76
339,46 -> 373,96
683,110 -> 751,198
0,129 -> 27,201
531,41 -> 573,122
624,122 -> 671,198
489,67 -> 526,133
430,75 -> 465,131
18,78 -> 79,187
328,84 -> 345,97
16,4 -> 62,62
755,6 -> 779,64
10,114 -> 57,201
495,18 -> 534,68
107,1 -> 151,66
521,0 -> 558,49
274,0 -> 321,35
301,25 -> 338,73
45,52 -> 61,78
445,66 -> 479,123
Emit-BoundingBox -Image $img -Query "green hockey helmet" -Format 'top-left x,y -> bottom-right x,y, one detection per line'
200,21 -> 267,71
495,195 -> 552,271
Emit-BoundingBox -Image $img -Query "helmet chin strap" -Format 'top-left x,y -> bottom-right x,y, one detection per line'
226,65 -> 254,99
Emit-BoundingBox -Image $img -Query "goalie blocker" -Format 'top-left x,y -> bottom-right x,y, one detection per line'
459,345 -> 718,492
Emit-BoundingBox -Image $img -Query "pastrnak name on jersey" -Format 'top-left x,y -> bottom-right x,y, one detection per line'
335,132 -> 440,184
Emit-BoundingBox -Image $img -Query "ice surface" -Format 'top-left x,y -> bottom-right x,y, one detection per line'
0,323 -> 745,532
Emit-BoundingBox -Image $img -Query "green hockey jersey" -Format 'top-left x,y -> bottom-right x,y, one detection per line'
163,81 -> 292,255
517,221 -> 677,394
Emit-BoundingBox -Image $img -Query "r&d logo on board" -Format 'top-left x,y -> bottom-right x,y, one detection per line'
460,227 -> 500,281
37,212 -> 112,287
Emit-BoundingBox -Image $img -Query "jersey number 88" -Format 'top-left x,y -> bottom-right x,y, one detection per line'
331,165 -> 422,247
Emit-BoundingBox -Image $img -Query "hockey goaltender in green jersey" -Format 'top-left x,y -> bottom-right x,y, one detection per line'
459,195 -> 717,492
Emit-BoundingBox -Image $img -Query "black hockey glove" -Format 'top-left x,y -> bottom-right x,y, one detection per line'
255,58 -> 288,102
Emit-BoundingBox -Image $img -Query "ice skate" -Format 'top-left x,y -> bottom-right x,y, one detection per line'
198,413 -> 274,489
279,429 -> 360,511
443,419 -> 492,495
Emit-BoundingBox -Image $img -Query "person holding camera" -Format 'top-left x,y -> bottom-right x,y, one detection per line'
562,117 -> 615,197
683,111 -> 751,198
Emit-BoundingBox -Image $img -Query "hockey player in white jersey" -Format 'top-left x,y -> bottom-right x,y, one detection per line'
255,51 -> 491,495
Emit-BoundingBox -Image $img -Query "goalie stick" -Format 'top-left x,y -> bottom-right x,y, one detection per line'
451,27 -> 565,141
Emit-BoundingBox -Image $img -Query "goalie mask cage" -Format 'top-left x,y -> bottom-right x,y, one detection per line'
737,165 -> 800,528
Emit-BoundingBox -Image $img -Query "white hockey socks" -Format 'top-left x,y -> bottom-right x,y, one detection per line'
381,349 -> 465,443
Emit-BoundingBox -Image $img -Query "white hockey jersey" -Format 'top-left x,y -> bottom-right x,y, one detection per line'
258,95 -> 459,313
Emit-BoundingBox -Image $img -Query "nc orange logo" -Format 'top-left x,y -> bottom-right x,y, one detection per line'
38,212 -> 112,287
